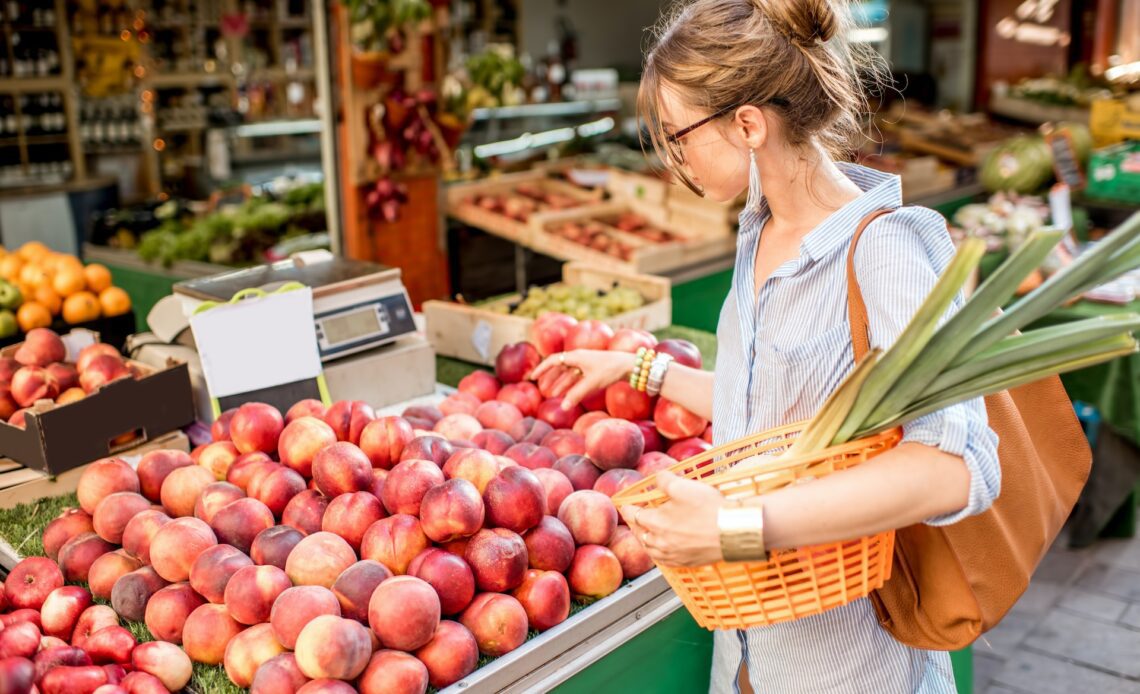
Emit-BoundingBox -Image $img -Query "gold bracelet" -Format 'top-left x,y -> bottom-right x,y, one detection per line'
718,501 -> 767,563
635,349 -> 656,392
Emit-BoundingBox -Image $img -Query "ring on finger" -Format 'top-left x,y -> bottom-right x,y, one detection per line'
559,353 -> 566,366
641,531 -> 651,546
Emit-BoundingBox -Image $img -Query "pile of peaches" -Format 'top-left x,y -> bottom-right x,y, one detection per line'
0,314 -> 709,694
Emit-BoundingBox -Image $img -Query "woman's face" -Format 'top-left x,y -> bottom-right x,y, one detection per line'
657,86 -> 750,203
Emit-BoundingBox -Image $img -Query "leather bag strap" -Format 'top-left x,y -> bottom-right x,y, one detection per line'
846,208 -> 895,362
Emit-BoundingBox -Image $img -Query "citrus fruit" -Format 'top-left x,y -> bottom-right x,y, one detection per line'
63,291 -> 101,324
98,287 -> 131,317
84,264 -> 113,293
52,266 -> 86,297
17,301 -> 52,332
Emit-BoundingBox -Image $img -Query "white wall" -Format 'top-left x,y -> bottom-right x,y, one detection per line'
521,0 -> 667,71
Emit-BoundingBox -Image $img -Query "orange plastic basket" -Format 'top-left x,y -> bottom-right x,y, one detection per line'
612,422 -> 901,631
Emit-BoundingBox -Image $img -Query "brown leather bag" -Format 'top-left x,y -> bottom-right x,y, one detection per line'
845,209 -> 1093,651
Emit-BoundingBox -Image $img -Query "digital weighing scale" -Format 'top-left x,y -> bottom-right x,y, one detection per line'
172,254 -> 417,362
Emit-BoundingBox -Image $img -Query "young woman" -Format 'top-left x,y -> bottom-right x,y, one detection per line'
529,0 -> 1000,692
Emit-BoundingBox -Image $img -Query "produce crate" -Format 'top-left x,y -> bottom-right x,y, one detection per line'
446,170 -> 605,245
531,203 -> 737,275
423,262 -> 671,365
663,185 -> 742,239
1086,142 -> 1140,205
606,168 -> 671,207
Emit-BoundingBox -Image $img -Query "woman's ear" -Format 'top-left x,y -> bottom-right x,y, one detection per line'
733,105 -> 768,151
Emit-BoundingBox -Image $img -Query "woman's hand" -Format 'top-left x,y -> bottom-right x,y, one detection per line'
622,471 -> 726,567
528,349 -> 636,410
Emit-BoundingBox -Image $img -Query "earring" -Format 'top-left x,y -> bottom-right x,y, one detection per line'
747,149 -> 762,212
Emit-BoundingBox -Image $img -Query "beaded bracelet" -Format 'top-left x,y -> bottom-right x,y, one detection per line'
646,352 -> 674,397
629,347 -> 656,391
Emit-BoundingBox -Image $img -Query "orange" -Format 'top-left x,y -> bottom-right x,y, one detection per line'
0,256 -> 24,282
98,286 -> 131,317
20,263 -> 51,289
33,286 -> 62,316
17,241 -> 50,262
52,266 -> 86,297
84,264 -> 113,293
17,302 -> 52,332
54,255 -> 84,274
63,291 -> 101,324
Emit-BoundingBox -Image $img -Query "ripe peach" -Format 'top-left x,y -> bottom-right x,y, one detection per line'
193,482 -> 246,525
44,363 -> 77,392
285,532 -> 357,589
458,369 -> 501,402
159,465 -> 215,518
323,400 -> 376,445
331,560 -> 392,623
279,417 -> 338,477
608,327 -> 657,353
636,451 -> 677,477
433,413 -> 482,442
211,408 -> 238,442
282,489 -> 331,535
594,468 -> 645,499
84,626 -> 137,667
357,650 -> 429,694
6,408 -> 27,428
0,655 -> 35,693
524,516 -> 576,573
441,448 -> 500,494
604,381 -> 652,421
572,410 -> 609,436
381,459 -> 445,516
667,437 -> 712,460
565,320 -> 614,351
636,419 -> 666,453
77,458 -> 139,515
58,532 -> 115,583
92,491 -> 151,544
41,585 -> 93,641
702,424 -> 713,443
14,328 -> 65,367
512,569 -> 571,631
79,354 -> 131,393
144,582 -> 205,643
0,621 -> 41,659
254,467 -> 308,518
11,365 -> 59,406
474,400 -> 523,434
654,398 -> 708,440
465,528 -> 527,592
495,342 -> 541,384
136,450 -> 194,502
529,312 -> 577,356
287,398 -> 327,422
224,563 -> 293,626
459,592 -> 529,656
110,567 -> 168,623
33,644 -> 92,682
182,603 -> 244,665
133,640 -> 193,691
585,418 -> 645,471
414,620 -> 478,688
6,557 -> 63,611
509,416 -> 555,445
360,514 -> 429,575
438,391 -> 480,417
312,442 -> 373,498
558,490 -> 617,546
496,382 -> 542,418
251,525 -> 304,570
223,623 -> 286,688
321,492 -> 385,552
655,338 -> 702,368
408,548 -> 475,616
532,468 -> 573,516
541,429 -> 585,459
608,525 -> 654,579
399,435 -> 453,466
226,452 -> 276,491
297,678 -> 356,694
198,441 -> 241,481
358,416 -> 415,470
88,550 -> 142,601
269,585 -> 341,650
250,652 -> 308,694
368,575 -> 441,652
419,478 -> 483,543
483,465 -> 545,533
231,402 -> 285,455
401,404 -> 443,425
471,429 -> 515,455
504,441 -> 558,470
211,498 -> 275,554
294,615 -> 372,680
568,545 -> 623,602
41,508 -> 94,562
536,397 -> 580,430
150,517 -> 218,583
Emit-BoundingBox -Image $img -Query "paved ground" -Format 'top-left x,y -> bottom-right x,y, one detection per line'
975,529 -> 1140,693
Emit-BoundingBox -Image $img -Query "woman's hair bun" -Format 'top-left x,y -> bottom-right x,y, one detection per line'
754,0 -> 839,45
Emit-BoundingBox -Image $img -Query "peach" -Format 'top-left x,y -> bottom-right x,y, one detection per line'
474,400 -> 523,434
0,383 -> 20,418
572,410 -> 609,436
419,478 -> 483,543
15,329 -> 66,366
0,655 -> 34,693
0,355 -> 16,382
323,400 -> 376,445
459,592 -> 528,656
282,490 -> 331,536
357,650 -> 429,694
41,586 -> 93,641
636,419 -> 666,453
512,569 -> 571,631
667,437 -> 712,460
41,508 -> 94,562
83,626 -> 137,666
536,397 -> 580,430
5,557 -> 63,611
255,467 -> 308,518
529,312 -> 577,356
408,548 -> 475,616
46,362 -> 78,391
231,402 -> 285,455
568,544 -> 623,601
285,532 -> 357,589
34,644 -> 92,682
11,365 -> 59,406
77,458 -> 139,515
655,338 -> 701,368
0,608 -> 40,630
510,416 -> 554,445
120,509 -> 169,564
251,525 -> 304,569
312,442 -> 373,498
110,568 -> 168,623
159,464 -> 215,518
414,620 -> 478,688
0,621 -> 41,659
144,582 -> 205,643
211,498 -> 275,554
524,516 -> 575,573
471,429 -> 515,455
193,482 -> 246,525
532,468 -> 574,516
504,442 -> 557,471
594,468 -> 645,499
465,528 -> 527,592
226,452 -> 276,491
608,525 -> 654,579
441,448 -> 500,494
58,532 -> 115,583
358,416 -> 414,470
368,575 -> 440,652
93,491 -> 151,544
136,450 -> 194,502
702,424 -> 713,443
88,550 -> 143,601
433,413 -> 481,441
399,435 -> 453,466
440,537 -> 470,558
132,640 -> 193,691
297,679 -> 356,694
458,369 -> 501,402
293,615 -> 372,680
331,560 -> 392,623
279,416 -> 338,477
79,354 -> 131,393
223,623 -> 286,688
585,418 -> 645,471
438,391 -> 479,417
321,492 -> 385,552
381,459 -> 445,516
251,652 -> 309,694
39,665 -> 116,692
401,404 -> 443,426
608,327 -> 657,353
269,585 -> 341,650
565,319 -> 614,351
150,517 -> 218,583
121,671 -> 170,694
604,381 -> 652,421
558,490 -> 618,545
541,429 -> 585,458
53,387 -> 82,405
223,563 -> 291,625
654,398 -> 708,440
211,408 -> 238,442
287,398 -> 327,423
6,408 -> 27,428
182,603 -> 244,665
75,344 -> 124,375
483,465 -> 545,533
494,342 -> 540,383
360,514 -> 429,575
636,451 -> 677,477
496,382 -> 542,418
198,441 -> 241,481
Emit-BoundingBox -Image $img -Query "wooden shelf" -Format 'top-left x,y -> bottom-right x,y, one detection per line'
0,76 -> 68,93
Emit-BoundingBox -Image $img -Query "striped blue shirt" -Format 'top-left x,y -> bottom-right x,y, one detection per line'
709,163 -> 1000,694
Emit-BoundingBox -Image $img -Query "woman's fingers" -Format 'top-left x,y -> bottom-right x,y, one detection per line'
528,354 -> 561,381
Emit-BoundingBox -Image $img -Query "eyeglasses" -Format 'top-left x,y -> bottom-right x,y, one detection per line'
663,98 -> 789,197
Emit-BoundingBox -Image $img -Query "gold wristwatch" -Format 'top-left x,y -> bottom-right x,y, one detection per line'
717,500 -> 768,563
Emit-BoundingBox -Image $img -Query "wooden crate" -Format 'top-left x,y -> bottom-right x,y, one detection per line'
530,203 -> 737,276
606,168 -> 671,207
446,171 -> 604,244
664,185 -> 743,238
423,262 -> 671,365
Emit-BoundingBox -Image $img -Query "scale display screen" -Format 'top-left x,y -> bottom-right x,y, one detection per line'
319,307 -> 388,346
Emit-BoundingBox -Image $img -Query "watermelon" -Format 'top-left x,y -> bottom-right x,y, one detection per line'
980,136 -> 1054,194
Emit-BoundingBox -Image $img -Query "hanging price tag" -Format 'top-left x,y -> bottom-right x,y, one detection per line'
1046,130 -> 1086,190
